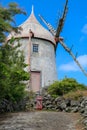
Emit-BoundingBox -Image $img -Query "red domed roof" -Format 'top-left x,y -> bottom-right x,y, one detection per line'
7,8 -> 56,45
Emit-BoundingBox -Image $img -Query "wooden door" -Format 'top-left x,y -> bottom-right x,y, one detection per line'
30,71 -> 41,92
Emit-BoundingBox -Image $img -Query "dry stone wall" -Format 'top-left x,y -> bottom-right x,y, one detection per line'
0,94 -> 87,129
41,94 -> 87,130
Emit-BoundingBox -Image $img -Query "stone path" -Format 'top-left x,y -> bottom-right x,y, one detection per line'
0,111 -> 83,130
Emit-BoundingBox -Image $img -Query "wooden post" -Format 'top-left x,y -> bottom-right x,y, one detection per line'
28,29 -> 34,91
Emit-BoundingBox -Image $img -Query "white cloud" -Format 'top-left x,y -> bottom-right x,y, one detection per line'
81,24 -> 87,34
80,24 -> 87,42
77,55 -> 87,67
59,62 -> 78,72
59,55 -> 87,72
79,36 -> 85,42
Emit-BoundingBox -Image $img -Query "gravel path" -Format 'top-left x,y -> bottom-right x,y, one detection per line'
0,111 -> 83,130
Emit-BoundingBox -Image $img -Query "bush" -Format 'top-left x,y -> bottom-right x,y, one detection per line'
0,41 -> 29,103
47,77 -> 87,97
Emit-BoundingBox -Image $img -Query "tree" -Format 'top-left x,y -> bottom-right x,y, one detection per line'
0,3 -> 29,104
48,77 -> 86,97
0,40 -> 29,102
0,2 -> 26,43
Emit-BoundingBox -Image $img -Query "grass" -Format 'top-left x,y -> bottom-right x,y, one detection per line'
63,90 -> 87,100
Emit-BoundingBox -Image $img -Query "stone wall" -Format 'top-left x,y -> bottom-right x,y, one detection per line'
41,94 -> 87,130
25,94 -> 87,129
0,94 -> 87,129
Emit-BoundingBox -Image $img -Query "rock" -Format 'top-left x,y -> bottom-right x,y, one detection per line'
79,108 -> 85,113
59,102 -> 67,111
65,107 -> 71,112
65,99 -> 71,107
71,106 -> 79,113
81,101 -> 85,108
71,100 -> 79,107
45,100 -> 52,105
83,119 -> 87,126
46,104 -> 54,109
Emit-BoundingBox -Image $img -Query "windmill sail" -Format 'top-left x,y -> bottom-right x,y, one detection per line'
56,0 -> 68,38
39,14 -> 56,36
39,0 -> 87,77
59,40 -> 87,76
39,16 -> 87,76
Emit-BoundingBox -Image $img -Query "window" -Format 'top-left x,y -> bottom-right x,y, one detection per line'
33,44 -> 38,53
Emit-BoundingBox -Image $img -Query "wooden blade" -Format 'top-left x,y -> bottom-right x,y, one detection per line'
59,39 -> 87,77
56,0 -> 68,38
39,14 -> 56,36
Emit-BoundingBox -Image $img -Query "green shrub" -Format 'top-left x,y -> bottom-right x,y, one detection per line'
47,77 -> 86,97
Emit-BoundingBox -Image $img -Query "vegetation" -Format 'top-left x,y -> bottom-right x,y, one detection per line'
0,2 -> 26,43
48,77 -> 87,98
0,41 -> 29,103
0,2 -> 29,106
63,90 -> 87,100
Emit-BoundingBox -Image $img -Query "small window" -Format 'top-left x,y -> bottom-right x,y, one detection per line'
33,44 -> 38,53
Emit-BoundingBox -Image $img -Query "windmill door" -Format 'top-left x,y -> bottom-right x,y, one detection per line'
30,71 -> 41,93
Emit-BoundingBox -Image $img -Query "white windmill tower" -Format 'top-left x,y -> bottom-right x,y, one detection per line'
7,6 -> 58,93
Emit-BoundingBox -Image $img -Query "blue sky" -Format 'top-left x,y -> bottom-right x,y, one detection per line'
1,0 -> 87,86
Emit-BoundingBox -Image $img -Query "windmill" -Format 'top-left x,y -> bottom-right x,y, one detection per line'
39,0 -> 87,77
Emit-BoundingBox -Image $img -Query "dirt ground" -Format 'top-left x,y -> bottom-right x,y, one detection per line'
0,111 -> 83,130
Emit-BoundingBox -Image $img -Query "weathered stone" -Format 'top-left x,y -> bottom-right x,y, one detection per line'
65,99 -> 71,107
83,119 -> 87,126
71,107 -> 79,113
60,102 -> 67,110
46,104 -> 54,109
71,100 -> 79,107
45,100 -> 52,105
79,108 -> 85,113
65,107 -> 71,112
